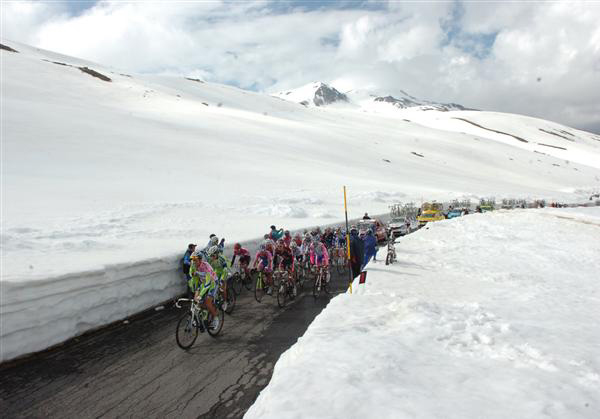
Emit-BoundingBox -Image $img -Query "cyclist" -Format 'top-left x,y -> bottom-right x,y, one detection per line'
253,242 -> 274,294
274,239 -> 296,296
263,236 -> 275,256
202,235 -> 224,258
207,245 -> 231,311
231,243 -> 251,279
189,251 -> 220,329
310,238 -> 330,283
293,233 -> 303,247
290,241 -> 303,264
282,230 -> 292,247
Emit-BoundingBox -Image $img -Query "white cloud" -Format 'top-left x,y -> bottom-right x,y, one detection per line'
2,0 -> 599,133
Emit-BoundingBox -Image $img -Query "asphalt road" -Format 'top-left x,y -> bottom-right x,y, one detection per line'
0,269 -> 351,419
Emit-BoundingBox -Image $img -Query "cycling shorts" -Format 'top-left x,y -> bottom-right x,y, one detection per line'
314,255 -> 326,266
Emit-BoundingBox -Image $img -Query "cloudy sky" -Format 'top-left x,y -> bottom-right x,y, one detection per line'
2,0 -> 600,133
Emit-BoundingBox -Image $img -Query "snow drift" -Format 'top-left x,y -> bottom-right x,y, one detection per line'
246,208 -> 600,419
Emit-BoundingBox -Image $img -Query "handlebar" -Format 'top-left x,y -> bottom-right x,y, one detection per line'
175,298 -> 193,309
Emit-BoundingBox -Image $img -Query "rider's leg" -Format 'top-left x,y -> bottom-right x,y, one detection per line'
205,297 -> 218,318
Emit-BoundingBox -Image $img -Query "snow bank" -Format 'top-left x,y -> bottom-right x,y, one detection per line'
246,208 -> 600,419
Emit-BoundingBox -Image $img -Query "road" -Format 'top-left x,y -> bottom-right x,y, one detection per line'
0,270 -> 350,419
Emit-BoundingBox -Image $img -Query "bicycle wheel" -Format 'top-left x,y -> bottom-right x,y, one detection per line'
336,257 -> 344,274
207,308 -> 224,337
243,272 -> 253,291
176,312 -> 198,350
224,289 -> 235,314
295,269 -> 304,292
313,273 -> 322,299
231,273 -> 243,296
254,272 -> 265,303
277,281 -> 287,308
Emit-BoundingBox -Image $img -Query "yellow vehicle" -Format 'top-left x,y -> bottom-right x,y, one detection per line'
417,210 -> 445,226
418,202 -> 445,226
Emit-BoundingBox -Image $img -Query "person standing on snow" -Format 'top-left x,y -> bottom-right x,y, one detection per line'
363,212 -> 371,220
349,227 -> 364,279
269,225 -> 284,241
182,243 -> 196,280
362,230 -> 377,268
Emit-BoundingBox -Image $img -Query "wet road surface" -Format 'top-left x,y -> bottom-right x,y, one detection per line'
0,270 -> 350,419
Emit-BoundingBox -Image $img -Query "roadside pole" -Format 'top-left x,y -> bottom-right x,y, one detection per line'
344,186 -> 353,294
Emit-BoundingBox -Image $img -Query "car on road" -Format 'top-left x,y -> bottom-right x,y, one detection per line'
417,210 -> 445,226
358,219 -> 387,243
446,208 -> 463,219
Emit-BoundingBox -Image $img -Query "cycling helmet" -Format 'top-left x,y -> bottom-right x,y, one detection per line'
304,235 -> 312,243
191,250 -> 203,260
207,245 -> 220,257
259,243 -> 267,251
234,243 -> 242,251
209,236 -> 219,246
276,239 -> 285,246
290,241 -> 298,249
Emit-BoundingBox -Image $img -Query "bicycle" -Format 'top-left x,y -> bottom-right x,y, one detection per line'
217,276 -> 236,315
335,247 -> 347,274
254,269 -> 273,303
175,297 -> 224,349
385,239 -> 397,265
312,265 -> 331,299
229,264 -> 253,296
277,271 -> 297,307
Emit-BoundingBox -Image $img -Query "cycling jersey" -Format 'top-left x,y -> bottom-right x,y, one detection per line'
310,242 -> 329,267
275,246 -> 294,270
189,260 -> 217,299
209,254 -> 230,281
254,250 -> 273,272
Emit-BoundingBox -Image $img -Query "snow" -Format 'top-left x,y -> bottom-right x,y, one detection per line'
245,208 -> 600,419
1,39 -> 600,361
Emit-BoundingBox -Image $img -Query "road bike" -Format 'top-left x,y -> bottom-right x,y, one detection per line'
334,247 -> 348,274
276,270 -> 297,308
175,297 -> 224,349
229,264 -> 253,296
312,265 -> 331,299
254,269 -> 273,303
217,276 -> 236,315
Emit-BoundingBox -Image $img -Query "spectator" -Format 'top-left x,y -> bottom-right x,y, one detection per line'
363,230 -> 377,267
269,225 -> 284,241
182,243 -> 196,280
362,212 -> 371,220
349,226 -> 364,279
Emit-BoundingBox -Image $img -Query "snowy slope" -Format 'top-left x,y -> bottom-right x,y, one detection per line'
246,208 -> 600,419
2,40 -> 600,361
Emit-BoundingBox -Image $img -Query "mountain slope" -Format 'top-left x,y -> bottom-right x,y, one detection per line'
2,39 -> 600,282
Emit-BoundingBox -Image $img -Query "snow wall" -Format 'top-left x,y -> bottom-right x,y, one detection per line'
0,216 -> 385,363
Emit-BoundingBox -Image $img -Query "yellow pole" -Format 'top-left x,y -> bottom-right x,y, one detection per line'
344,186 -> 352,294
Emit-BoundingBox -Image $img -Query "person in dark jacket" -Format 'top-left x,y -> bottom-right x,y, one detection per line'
349,227 -> 364,279
182,243 -> 196,279
362,212 -> 371,220
362,230 -> 377,268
